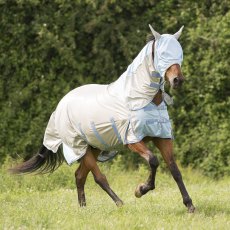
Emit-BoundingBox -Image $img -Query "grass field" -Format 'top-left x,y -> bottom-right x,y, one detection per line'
0,158 -> 229,230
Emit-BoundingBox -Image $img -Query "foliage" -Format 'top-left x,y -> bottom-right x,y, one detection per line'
171,2 -> 230,178
0,0 -> 229,177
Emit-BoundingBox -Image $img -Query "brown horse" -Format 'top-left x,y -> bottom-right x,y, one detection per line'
10,25 -> 195,213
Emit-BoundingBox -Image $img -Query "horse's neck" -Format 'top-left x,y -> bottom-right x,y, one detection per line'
151,41 -> 163,106
152,90 -> 163,105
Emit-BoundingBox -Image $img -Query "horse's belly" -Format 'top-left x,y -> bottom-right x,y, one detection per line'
55,84 -> 129,151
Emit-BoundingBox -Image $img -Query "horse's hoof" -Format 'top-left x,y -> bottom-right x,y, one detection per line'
135,183 -> 145,198
116,200 -> 124,207
79,201 -> 86,207
79,203 -> 86,207
188,205 -> 195,213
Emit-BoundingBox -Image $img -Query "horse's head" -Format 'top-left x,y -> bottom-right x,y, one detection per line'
165,64 -> 185,89
149,25 -> 185,89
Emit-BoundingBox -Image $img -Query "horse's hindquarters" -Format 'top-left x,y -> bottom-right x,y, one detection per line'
51,84 -> 129,162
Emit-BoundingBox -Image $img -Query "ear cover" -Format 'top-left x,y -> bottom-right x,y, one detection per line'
173,26 -> 184,40
148,24 -> 161,40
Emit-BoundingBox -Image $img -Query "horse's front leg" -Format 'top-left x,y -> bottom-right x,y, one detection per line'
153,138 -> 195,213
128,141 -> 159,197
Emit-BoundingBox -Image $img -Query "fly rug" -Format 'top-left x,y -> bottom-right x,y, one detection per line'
11,25 -> 195,213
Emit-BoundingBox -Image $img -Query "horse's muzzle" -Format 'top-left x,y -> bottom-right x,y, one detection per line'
172,76 -> 184,89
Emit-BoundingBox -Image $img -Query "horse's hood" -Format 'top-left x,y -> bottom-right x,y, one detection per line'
154,34 -> 183,77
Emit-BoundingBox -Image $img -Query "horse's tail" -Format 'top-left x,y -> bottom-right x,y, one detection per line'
9,145 -> 64,174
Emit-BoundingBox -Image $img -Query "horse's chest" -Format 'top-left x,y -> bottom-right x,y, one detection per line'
126,102 -> 172,143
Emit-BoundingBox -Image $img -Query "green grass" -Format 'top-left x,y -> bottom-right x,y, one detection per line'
0,159 -> 230,230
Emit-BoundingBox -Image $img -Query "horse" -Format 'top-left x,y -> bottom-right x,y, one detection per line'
10,25 -> 195,213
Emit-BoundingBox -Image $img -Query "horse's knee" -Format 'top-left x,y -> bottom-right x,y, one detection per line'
149,155 -> 159,168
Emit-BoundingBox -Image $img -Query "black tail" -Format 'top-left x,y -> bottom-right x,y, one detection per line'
9,145 -> 65,174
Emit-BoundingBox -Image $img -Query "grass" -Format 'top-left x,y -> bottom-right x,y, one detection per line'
0,158 -> 230,230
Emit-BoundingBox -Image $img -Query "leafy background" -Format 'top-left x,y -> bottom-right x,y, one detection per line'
0,0 -> 229,177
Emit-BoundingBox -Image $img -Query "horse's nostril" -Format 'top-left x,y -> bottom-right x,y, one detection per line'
174,77 -> 180,84
173,77 -> 184,88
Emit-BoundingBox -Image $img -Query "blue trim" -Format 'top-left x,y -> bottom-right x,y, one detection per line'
110,118 -> 122,144
150,82 -> 160,89
152,71 -> 161,78
90,122 -> 109,148
146,119 -> 170,125
144,105 -> 154,112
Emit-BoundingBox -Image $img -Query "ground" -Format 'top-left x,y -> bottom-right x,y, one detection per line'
1,158 -> 229,229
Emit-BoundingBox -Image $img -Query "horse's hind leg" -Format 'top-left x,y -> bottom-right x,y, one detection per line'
75,162 -> 90,207
82,147 -> 123,207
153,138 -> 195,213
128,141 -> 159,197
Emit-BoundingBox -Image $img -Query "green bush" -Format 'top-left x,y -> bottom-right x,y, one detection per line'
0,0 -> 229,177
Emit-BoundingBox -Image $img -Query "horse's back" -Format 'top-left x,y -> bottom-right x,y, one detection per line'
58,84 -> 127,124
54,84 -> 129,153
